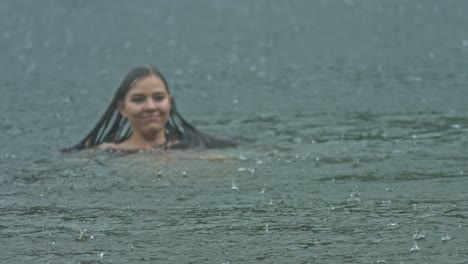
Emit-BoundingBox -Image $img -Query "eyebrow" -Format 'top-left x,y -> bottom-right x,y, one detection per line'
130,92 -> 166,97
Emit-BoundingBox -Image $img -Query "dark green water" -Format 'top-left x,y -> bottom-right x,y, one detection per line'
1,1 -> 468,263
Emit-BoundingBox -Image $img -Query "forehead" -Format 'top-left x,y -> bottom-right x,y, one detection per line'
129,75 -> 167,94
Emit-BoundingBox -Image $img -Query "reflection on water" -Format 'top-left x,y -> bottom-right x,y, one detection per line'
1,0 -> 468,263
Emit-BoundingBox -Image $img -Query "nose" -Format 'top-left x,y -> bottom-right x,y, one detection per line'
144,98 -> 158,110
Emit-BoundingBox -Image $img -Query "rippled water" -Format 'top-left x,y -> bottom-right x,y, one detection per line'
1,0 -> 468,263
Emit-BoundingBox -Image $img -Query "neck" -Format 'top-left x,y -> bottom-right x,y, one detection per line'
125,130 -> 166,150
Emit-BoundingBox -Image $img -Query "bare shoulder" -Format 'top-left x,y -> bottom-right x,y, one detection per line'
95,142 -> 120,150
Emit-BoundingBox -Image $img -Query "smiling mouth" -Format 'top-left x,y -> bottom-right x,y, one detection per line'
143,115 -> 161,121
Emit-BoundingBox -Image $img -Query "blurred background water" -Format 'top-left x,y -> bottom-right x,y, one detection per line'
1,0 -> 468,263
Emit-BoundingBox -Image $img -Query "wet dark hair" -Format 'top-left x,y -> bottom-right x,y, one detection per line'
64,65 -> 237,152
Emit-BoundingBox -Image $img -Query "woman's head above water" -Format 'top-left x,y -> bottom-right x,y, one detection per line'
64,65 -> 237,152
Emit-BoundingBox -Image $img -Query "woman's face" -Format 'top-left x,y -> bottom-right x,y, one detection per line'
118,75 -> 172,138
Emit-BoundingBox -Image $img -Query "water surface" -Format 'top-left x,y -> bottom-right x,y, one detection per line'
1,1 -> 468,263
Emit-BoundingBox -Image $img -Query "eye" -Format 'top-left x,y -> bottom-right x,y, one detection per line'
130,97 -> 145,103
153,94 -> 166,102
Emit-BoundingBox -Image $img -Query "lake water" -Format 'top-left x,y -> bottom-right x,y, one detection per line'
1,0 -> 468,263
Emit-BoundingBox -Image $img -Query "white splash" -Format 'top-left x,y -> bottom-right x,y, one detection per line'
231,181 -> 238,190
409,242 -> 420,253
413,228 -> 426,240
441,234 -> 451,241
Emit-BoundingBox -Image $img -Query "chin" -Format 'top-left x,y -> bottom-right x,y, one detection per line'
144,125 -> 164,134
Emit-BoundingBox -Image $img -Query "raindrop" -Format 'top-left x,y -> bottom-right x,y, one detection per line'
231,181 -> 238,190
265,224 -> 269,232
17,53 -> 25,62
233,99 -> 239,105
78,229 -> 86,240
26,63 -> 37,75
123,42 -> 132,50
238,155 -> 248,161
315,157 -> 320,166
462,40 -> 468,47
260,188 -> 265,194
347,187 -> 361,202
65,28 -> 73,46
146,47 -> 153,54
98,252 -> 104,259
89,47 -> 98,57
413,228 -> 426,240
441,234 -> 451,241
409,242 -> 420,252
382,200 -> 391,205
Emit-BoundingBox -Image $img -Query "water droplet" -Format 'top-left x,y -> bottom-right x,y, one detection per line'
409,242 -> 420,252
26,63 -> 37,75
231,181 -> 238,190
441,234 -> 451,241
315,157 -> 320,166
413,228 -> 426,240
233,99 -> 239,105
123,41 -> 132,49
347,190 -> 361,203
99,252 -> 104,259
461,39 -> 468,47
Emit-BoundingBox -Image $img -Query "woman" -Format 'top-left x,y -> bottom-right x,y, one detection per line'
64,65 -> 237,152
